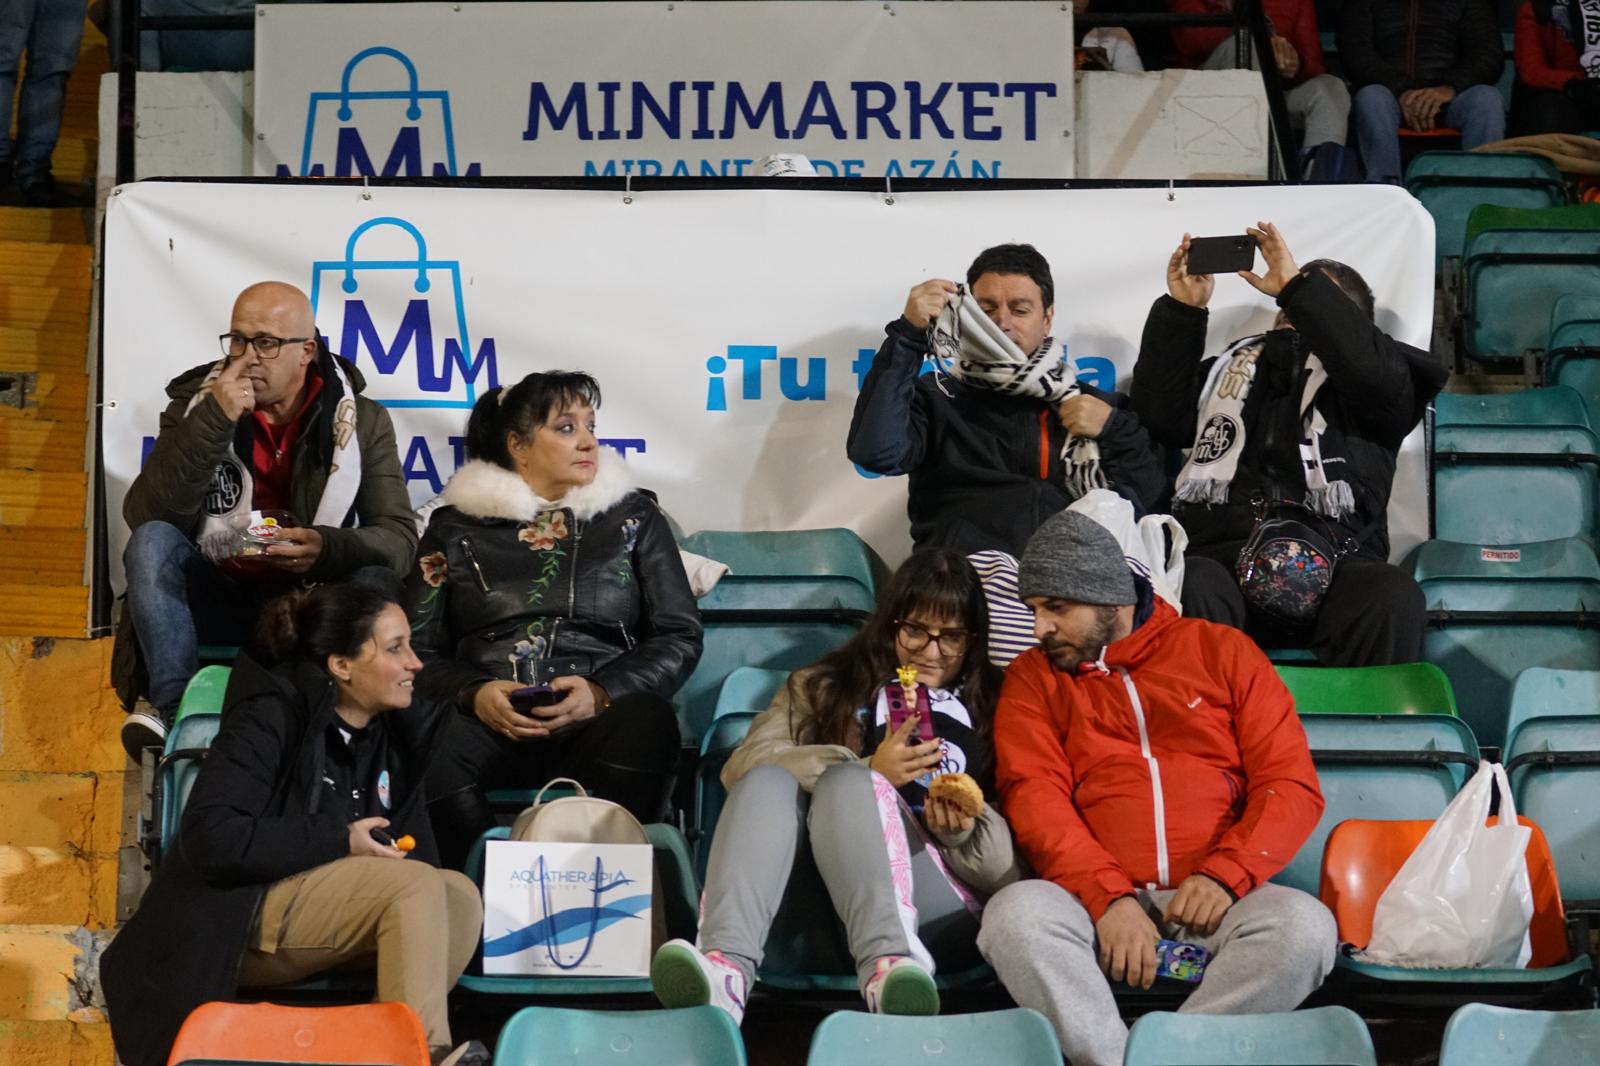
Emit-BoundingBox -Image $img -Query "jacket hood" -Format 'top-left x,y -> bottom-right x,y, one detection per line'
439,447 -> 638,522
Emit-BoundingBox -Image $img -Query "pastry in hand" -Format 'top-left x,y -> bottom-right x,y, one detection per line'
927,772 -> 984,818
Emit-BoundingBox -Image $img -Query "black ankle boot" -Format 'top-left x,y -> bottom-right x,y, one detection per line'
427,786 -> 496,871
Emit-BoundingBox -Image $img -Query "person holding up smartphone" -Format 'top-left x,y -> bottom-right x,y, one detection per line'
403,371 -> 702,870
1128,223 -> 1447,666
650,549 -> 1023,1025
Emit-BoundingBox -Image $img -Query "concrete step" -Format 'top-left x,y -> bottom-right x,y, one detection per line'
0,582 -> 88,637
0,243 -> 93,290
0,285 -> 90,334
0,416 -> 89,473
0,207 -> 90,246
0,327 -> 87,369
48,137 -> 97,184
0,370 -> 89,424
0,527 -> 86,586
0,471 -> 86,529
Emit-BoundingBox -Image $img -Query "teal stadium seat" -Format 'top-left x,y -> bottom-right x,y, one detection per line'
1506,668 -> 1600,743
148,711 -> 222,864
1411,539 -> 1600,749
1273,715 -> 1478,896
1459,205 -> 1600,366
1438,1004 -> 1600,1066
458,825 -> 699,997
1123,1006 -> 1377,1066
674,620 -> 858,747
693,710 -> 759,881
1505,713 -> 1600,905
1277,663 -> 1457,716
1548,293 -> 1600,434
712,666 -> 788,721
1404,152 -> 1565,267
805,1009 -> 1062,1066
492,1006 -> 746,1066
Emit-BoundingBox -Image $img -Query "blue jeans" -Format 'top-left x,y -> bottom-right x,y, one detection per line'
0,0 -> 87,184
1352,83 -> 1507,184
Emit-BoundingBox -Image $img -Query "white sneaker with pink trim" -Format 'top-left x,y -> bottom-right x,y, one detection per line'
862,955 -> 939,1016
651,939 -> 748,1026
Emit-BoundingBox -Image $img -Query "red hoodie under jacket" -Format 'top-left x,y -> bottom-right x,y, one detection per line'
995,598 -> 1324,923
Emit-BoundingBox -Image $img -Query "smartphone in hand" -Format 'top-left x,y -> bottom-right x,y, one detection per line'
1185,234 -> 1258,276
509,684 -> 561,715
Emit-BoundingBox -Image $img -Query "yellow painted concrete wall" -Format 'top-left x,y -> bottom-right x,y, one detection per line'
0,637 -> 124,1066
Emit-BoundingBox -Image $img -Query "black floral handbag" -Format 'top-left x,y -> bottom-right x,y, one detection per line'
1234,500 -> 1367,629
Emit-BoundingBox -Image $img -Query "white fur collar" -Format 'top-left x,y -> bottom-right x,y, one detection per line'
440,448 -> 637,522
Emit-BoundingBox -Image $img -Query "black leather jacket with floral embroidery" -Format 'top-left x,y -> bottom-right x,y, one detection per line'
403,454 -> 703,712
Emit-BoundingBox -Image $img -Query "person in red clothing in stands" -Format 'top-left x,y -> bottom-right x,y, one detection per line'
1512,0 -> 1600,134
976,511 -> 1335,1066
1170,0 -> 1352,180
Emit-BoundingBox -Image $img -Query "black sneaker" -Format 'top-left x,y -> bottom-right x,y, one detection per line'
121,710 -> 168,761
432,1040 -> 490,1066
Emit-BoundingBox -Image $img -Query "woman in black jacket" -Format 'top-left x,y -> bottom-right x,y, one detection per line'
406,371 -> 702,868
101,584 -> 484,1066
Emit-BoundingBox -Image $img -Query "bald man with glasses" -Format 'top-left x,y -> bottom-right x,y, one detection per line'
115,281 -> 418,758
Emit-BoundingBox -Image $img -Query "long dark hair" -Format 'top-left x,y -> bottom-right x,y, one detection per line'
793,547 -> 1000,747
255,583 -> 395,667
464,370 -> 603,469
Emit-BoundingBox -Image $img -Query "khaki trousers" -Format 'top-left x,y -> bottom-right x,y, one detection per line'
238,856 -> 482,1049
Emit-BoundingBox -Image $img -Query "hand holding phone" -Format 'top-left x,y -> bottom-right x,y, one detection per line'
509,684 -> 561,716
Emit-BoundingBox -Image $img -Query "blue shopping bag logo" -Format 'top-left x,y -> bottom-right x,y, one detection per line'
309,216 -> 498,410
280,46 -> 477,178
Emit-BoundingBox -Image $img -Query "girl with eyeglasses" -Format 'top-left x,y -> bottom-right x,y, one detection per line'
651,547 -> 1024,1024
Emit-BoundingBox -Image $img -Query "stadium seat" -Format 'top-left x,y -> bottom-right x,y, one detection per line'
805,1008 -> 1062,1065
713,666 -> 788,720
1548,293 -> 1600,432
1319,818 -> 1594,1004
1434,386 -> 1593,430
1459,205 -> 1600,366
692,710 -> 759,881
1404,151 -> 1566,267
173,664 -> 231,723
457,824 -> 699,997
1506,668 -> 1600,743
167,1001 -> 429,1066
1277,663 -> 1457,716
491,1005 -> 746,1066
1437,1003 -> 1600,1066
144,712 -> 221,865
1505,714 -> 1600,905
1123,1006 -> 1377,1065
1273,715 -> 1478,896
680,528 -> 878,612
1412,538 -> 1600,749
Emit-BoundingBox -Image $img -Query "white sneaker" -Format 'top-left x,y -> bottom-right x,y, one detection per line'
651,938 -> 747,1026
863,955 -> 939,1016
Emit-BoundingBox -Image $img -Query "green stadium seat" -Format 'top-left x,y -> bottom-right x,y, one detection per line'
1412,539 -> 1600,748
1438,1003 -> 1600,1066
1505,714 -> 1600,904
492,1006 -> 746,1066
1321,818 -> 1595,1006
805,1009 -> 1061,1065
1273,715 -> 1478,896
1404,151 -> 1566,266
1123,1006 -> 1377,1065
457,824 -> 699,997
1460,206 -> 1600,365
173,664 -> 231,723
1506,668 -> 1600,743
1277,663 -> 1458,716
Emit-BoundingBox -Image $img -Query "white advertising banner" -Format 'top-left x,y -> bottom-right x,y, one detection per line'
252,1 -> 1076,180
102,181 -> 1435,593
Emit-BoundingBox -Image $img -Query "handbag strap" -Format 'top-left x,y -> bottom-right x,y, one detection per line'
534,777 -> 588,806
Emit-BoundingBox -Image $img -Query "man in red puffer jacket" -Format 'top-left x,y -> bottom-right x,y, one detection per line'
977,511 -> 1334,1066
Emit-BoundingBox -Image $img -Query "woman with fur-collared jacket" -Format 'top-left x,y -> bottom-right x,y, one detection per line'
403,371 -> 702,868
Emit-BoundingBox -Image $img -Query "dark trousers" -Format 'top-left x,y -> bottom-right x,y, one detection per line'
425,692 -> 681,869
1182,554 -> 1426,667
1510,83 -> 1600,137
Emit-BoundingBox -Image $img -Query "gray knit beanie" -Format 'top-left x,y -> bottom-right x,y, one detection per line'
1016,511 -> 1137,606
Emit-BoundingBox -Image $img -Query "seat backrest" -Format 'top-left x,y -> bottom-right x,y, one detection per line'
693,711 -> 759,880
167,1001 -> 429,1066
1551,292 -> 1600,348
1462,225 -> 1600,363
493,1005 -> 746,1066
1548,351 -> 1600,440
673,620 -> 859,744
1404,152 -> 1566,265
711,667 -> 789,724
1425,626 -> 1600,750
1274,715 -> 1477,895
805,1008 -> 1062,1065
1434,423 -> 1600,456
1319,817 -> 1569,968
1434,387 -> 1593,431
680,528 -> 877,593
1433,459 -> 1600,544
1438,1003 -> 1600,1066
1409,537 -> 1600,587
1277,664 -> 1457,716
160,713 -> 223,858
1123,1006 -> 1377,1066
1506,668 -> 1600,744
1505,715 -> 1600,901
174,665 -> 232,723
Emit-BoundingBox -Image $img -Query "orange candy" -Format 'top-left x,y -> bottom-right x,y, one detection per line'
394,834 -> 416,853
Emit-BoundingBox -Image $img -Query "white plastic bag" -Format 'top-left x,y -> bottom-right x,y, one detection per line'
1067,488 -> 1188,611
1361,761 -> 1534,969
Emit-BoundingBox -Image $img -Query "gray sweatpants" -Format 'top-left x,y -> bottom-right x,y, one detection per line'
978,880 -> 1337,1066
697,761 -> 982,994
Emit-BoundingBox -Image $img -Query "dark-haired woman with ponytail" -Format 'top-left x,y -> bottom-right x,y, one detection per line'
405,371 -> 701,868
650,548 -> 1023,1025
101,585 -> 487,1066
